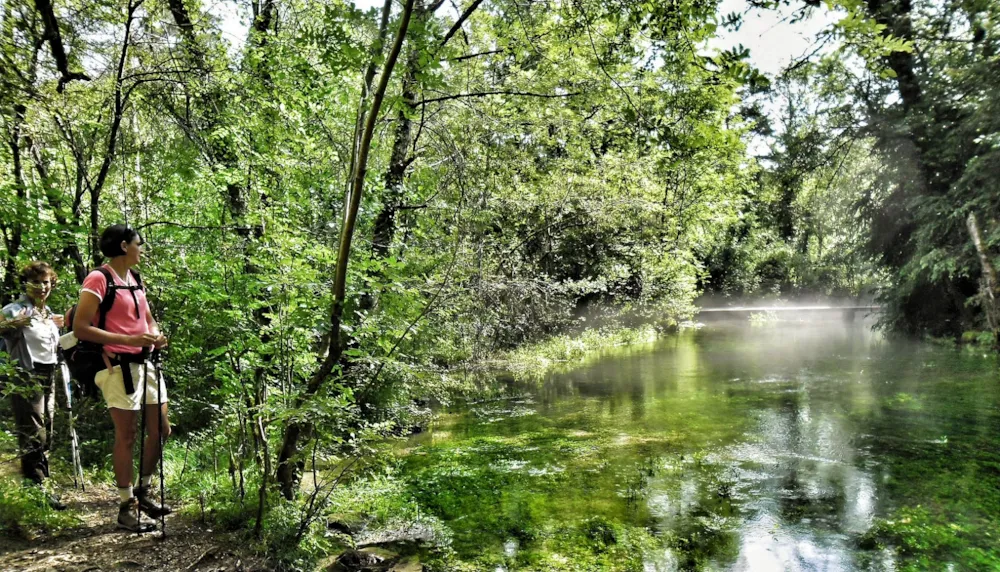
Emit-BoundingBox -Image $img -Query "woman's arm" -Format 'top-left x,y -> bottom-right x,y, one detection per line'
0,308 -> 30,334
73,292 -> 157,348
145,304 -> 168,348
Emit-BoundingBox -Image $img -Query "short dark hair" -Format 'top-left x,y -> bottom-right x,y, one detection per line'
20,261 -> 57,286
99,224 -> 141,258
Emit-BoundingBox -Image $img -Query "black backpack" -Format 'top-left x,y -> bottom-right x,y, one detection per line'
63,267 -> 145,398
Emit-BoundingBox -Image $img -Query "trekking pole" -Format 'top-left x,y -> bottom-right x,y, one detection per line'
136,356 -> 149,534
59,360 -> 85,490
153,348 -> 166,538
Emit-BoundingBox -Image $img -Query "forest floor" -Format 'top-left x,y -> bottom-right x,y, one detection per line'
0,479 -> 270,572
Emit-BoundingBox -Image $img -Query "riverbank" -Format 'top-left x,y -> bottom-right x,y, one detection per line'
5,321 -> 1000,571
0,323 -> 678,571
480,323 -> 666,379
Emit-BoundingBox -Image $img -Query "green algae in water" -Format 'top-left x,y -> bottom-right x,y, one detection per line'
400,323 -> 1000,570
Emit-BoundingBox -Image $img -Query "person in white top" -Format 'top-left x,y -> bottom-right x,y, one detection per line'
0,261 -> 66,510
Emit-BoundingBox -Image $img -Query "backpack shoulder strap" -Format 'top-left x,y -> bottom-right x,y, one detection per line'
96,267 -> 117,330
128,269 -> 144,290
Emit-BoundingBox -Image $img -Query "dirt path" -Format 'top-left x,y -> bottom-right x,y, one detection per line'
0,485 -> 269,572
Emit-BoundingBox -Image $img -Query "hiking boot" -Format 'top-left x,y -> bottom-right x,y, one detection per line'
133,485 -> 171,517
46,492 -> 67,511
117,498 -> 156,532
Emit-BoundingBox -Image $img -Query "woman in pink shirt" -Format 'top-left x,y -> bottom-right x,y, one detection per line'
72,224 -> 170,532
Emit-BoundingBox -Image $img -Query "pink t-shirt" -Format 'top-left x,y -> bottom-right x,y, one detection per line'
81,265 -> 150,356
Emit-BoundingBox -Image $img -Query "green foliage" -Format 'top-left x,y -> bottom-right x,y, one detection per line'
861,505 -> 1000,570
883,392 -> 924,412
4,0 -> 998,564
0,480 -> 78,539
257,500 -> 339,571
828,0 -> 1000,336
700,72 -> 885,300
500,325 -> 662,381
961,330 -> 998,349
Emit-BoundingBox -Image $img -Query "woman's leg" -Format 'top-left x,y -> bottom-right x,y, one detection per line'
10,370 -> 49,484
140,403 -> 170,478
111,405 -> 155,531
134,361 -> 171,516
109,408 -> 139,489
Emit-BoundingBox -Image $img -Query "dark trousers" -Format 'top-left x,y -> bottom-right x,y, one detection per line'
9,363 -> 56,484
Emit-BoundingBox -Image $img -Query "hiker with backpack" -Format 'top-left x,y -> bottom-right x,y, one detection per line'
71,225 -> 170,532
0,261 -> 67,510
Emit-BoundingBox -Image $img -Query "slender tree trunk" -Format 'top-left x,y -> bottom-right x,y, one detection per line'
276,0 -> 417,500
358,0 -> 485,314
29,141 -> 87,281
350,0 -> 395,193
1,20 -> 44,299
967,213 -> 1000,348
87,0 -> 142,266
2,103 -> 28,305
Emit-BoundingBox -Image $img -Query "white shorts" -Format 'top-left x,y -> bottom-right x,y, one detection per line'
94,362 -> 168,410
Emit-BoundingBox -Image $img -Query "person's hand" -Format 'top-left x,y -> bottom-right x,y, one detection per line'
125,333 -> 159,347
9,309 -> 31,328
51,314 -> 65,328
102,349 -> 114,374
153,334 -> 168,349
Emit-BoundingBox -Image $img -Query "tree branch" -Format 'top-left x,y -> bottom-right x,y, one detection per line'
33,0 -> 91,92
419,90 -> 578,105
444,48 -> 504,62
439,0 -> 486,48
88,0 -> 142,265
135,221 -> 254,232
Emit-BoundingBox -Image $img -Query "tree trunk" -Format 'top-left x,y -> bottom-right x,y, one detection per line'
32,0 -> 90,91
1,104 -> 28,305
87,0 -> 141,266
865,0 -> 921,111
358,0 -> 484,313
29,140 -> 87,282
357,22 -> 423,315
967,213 -> 1000,348
276,0 -> 417,500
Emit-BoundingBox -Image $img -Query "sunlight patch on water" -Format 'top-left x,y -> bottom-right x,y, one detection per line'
471,404 -> 536,423
527,465 -> 565,476
733,512 -> 855,571
756,375 -> 793,384
492,459 -> 528,472
643,547 -> 678,572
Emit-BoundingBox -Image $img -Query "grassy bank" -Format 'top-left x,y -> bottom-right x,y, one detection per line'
469,323 -> 674,384
0,322 -> 687,570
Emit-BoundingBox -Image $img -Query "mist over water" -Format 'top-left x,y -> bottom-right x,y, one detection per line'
402,321 -> 1000,570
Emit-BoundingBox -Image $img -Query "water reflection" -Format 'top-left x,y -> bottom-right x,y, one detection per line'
653,324 -> 886,570
405,321 -> 1000,569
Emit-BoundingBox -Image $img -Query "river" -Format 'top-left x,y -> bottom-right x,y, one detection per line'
400,321 -> 1000,570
